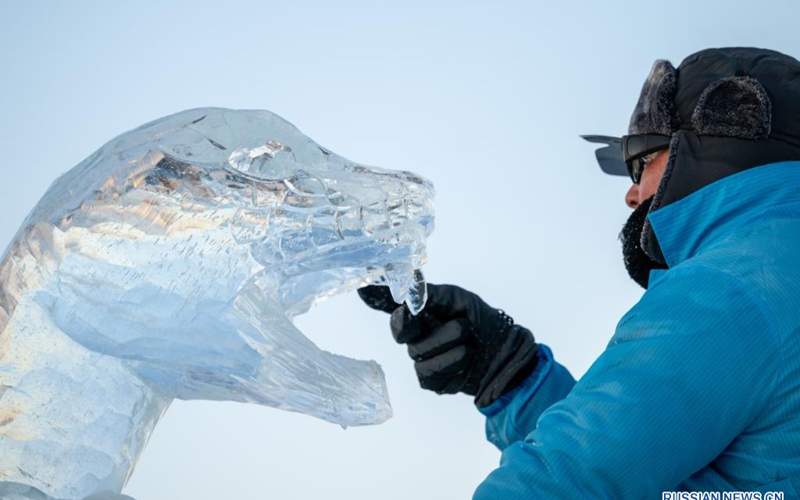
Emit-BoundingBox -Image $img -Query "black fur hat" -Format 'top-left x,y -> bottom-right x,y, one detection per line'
627,47 -> 800,264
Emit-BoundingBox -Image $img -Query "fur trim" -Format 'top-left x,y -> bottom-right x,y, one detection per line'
691,76 -> 772,139
641,133 -> 683,265
628,60 -> 678,135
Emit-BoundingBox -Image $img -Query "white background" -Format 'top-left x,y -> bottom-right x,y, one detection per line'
1,2 -> 798,498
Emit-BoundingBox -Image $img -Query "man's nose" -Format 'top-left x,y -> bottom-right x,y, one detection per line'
625,183 -> 640,209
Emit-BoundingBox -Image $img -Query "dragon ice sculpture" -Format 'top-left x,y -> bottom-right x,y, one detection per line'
0,108 -> 434,499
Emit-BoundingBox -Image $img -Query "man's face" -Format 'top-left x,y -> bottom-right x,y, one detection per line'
619,148 -> 670,288
624,149 -> 670,209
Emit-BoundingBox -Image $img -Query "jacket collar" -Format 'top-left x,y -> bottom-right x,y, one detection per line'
647,161 -> 800,268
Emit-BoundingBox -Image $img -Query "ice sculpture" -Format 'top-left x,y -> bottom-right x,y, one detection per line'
0,108 -> 434,499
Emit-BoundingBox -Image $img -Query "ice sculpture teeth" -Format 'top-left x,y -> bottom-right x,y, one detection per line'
0,107 -> 434,499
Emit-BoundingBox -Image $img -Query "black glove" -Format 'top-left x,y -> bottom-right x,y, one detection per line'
358,283 -> 539,408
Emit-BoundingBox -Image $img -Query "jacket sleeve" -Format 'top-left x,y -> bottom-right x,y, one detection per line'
474,264 -> 781,499
480,344 -> 576,450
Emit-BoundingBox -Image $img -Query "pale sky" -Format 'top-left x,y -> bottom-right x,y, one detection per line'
1,2 -> 799,498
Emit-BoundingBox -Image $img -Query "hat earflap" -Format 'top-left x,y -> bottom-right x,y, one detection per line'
691,76 -> 772,139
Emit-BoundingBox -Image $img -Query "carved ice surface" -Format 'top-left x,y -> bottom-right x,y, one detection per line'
0,108 -> 434,499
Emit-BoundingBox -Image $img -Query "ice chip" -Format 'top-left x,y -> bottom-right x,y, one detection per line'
0,108 -> 434,499
383,264 -> 428,315
407,269 -> 428,315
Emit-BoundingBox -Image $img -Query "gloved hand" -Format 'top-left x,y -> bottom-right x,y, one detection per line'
358,283 -> 539,408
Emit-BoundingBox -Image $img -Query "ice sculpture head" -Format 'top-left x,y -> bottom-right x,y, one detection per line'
0,108 -> 434,428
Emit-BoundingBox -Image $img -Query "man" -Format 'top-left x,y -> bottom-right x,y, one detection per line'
359,47 -> 800,498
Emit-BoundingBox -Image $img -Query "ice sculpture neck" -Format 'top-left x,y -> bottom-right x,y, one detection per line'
0,288 -> 169,498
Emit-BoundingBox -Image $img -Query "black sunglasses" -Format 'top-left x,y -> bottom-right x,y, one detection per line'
581,134 -> 671,184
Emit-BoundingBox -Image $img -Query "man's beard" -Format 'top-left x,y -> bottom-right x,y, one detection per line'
619,196 -> 667,289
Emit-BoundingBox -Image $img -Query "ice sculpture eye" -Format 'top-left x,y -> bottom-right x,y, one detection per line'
227,140 -> 298,179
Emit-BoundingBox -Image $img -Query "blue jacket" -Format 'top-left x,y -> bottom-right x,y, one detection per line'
475,161 -> 800,499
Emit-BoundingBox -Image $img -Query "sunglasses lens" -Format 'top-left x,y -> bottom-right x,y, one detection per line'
632,158 -> 644,184
622,134 -> 672,184
627,158 -> 639,184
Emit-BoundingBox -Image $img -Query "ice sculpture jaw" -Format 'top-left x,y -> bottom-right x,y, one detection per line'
226,280 -> 393,425
0,107 -> 434,498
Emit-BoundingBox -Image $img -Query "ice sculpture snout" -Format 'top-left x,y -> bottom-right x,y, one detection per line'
227,139 -> 435,315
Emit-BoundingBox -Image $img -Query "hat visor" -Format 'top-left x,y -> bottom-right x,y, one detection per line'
580,135 -> 628,176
